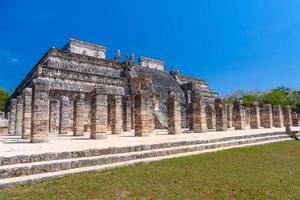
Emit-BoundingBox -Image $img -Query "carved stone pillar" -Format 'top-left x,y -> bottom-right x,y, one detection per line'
282,106 -> 292,127
167,90 -> 182,134
244,108 -> 251,129
73,94 -> 85,136
272,105 -> 284,127
134,90 -> 151,136
59,96 -> 69,134
123,96 -> 132,132
22,88 -> 32,139
215,98 -> 227,131
31,78 -> 50,143
90,87 -> 107,139
226,104 -> 233,128
50,99 -> 60,134
8,99 -> 17,135
15,95 -> 24,136
206,104 -> 216,129
111,95 -> 123,135
250,102 -> 260,129
187,103 -> 193,130
292,112 -> 300,126
192,97 -> 207,133
233,101 -> 245,130
261,104 -> 273,128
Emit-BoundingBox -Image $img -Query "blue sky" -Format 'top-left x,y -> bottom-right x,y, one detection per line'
1,0 -> 300,96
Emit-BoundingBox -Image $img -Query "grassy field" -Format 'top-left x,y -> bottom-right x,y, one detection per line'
1,141 -> 300,200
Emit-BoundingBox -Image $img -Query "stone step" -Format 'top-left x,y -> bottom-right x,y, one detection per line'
0,131 -> 287,166
0,134 -> 291,180
0,136 -> 293,189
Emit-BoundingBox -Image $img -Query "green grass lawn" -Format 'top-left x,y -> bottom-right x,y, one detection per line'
1,141 -> 300,200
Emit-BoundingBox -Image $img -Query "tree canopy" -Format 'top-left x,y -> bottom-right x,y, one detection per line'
0,88 -> 9,111
226,86 -> 300,114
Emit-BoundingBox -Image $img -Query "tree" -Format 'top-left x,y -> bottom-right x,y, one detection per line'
240,95 -> 258,107
0,88 -> 9,111
261,90 -> 290,105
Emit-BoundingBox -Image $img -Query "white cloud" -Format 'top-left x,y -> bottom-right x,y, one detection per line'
0,49 -> 20,64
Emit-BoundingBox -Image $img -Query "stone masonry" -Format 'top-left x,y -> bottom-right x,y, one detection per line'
233,100 -> 245,130
226,104 -> 233,128
292,112 -> 300,126
249,102 -> 261,129
261,104 -> 273,128
15,95 -> 23,136
73,94 -> 85,136
206,104 -> 216,129
282,106 -> 292,127
5,38 -> 298,143
8,99 -> 17,135
111,95 -> 123,135
192,95 -> 207,133
31,78 -> 50,143
22,88 -> 32,139
272,105 -> 284,128
90,87 -> 108,139
167,90 -> 182,134
215,98 -> 227,131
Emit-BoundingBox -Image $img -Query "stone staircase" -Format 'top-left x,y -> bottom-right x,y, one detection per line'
0,131 -> 296,188
154,110 -> 168,128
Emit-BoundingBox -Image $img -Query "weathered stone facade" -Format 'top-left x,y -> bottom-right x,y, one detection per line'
282,106 -> 292,127
261,104 -> 273,128
5,38 -> 298,143
167,90 -> 182,134
192,96 -> 207,133
292,112 -> 300,126
215,98 -> 227,131
249,102 -> 261,129
272,105 -> 284,128
233,101 -> 245,130
22,88 -> 32,139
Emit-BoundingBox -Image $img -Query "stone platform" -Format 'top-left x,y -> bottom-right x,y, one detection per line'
0,127 -> 299,188
1,127 -> 299,158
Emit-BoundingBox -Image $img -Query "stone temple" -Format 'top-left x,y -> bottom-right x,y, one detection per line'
4,38 -> 299,143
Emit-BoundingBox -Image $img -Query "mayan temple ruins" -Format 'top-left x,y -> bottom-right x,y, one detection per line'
4,38 -> 220,142
0,38 -> 299,188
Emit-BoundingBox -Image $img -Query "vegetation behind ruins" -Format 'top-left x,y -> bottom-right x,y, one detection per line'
226,86 -> 300,113
1,141 -> 300,199
0,88 -> 9,112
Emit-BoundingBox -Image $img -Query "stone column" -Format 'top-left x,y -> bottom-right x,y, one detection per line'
272,105 -> 284,127
73,94 -> 85,136
233,101 -> 245,130
206,104 -> 216,129
123,96 -> 132,132
192,96 -> 207,133
250,102 -> 261,129
49,100 -> 60,134
59,96 -> 69,134
215,98 -> 227,131
226,104 -> 233,128
15,94 -> 24,136
292,113 -> 300,126
134,90 -> 152,136
167,90 -> 182,134
187,103 -> 194,130
31,78 -> 50,143
261,104 -> 273,128
90,87 -> 108,139
244,108 -> 251,129
22,88 -> 32,139
282,106 -> 292,127
111,95 -> 123,135
8,99 -> 17,135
